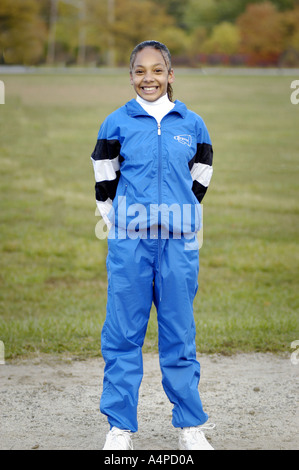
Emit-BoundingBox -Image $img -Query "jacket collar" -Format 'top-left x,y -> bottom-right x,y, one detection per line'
125,98 -> 187,119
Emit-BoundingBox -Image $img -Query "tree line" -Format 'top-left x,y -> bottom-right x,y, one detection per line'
0,0 -> 299,67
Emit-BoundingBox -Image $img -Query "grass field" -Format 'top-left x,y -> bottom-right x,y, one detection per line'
0,71 -> 298,359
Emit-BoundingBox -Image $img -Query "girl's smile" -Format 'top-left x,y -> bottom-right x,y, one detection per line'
130,47 -> 174,102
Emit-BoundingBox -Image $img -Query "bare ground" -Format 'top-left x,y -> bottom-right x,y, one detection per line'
0,353 -> 298,450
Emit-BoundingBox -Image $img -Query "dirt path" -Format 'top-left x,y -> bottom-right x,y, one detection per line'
0,353 -> 298,450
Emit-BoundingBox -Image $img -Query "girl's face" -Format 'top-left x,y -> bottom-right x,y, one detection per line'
130,47 -> 174,102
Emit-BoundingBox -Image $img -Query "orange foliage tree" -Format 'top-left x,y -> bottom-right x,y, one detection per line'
237,2 -> 285,65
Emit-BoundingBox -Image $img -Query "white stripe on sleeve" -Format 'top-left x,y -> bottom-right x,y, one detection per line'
92,156 -> 120,183
190,162 -> 213,188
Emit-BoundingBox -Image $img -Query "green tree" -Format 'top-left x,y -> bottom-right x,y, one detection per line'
202,22 -> 241,55
183,0 -> 219,31
151,0 -> 191,28
270,0 -> 298,10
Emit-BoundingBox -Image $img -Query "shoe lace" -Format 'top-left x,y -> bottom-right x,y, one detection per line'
198,423 -> 216,432
184,423 -> 215,444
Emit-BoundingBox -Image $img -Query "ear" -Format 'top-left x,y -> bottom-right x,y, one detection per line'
130,72 -> 134,85
168,69 -> 175,84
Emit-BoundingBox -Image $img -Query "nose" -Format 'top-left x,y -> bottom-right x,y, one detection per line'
143,71 -> 154,83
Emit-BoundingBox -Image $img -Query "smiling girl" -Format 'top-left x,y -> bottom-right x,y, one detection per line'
91,41 -> 214,450
130,44 -> 174,102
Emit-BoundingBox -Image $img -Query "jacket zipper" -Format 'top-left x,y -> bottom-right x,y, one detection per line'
157,122 -> 162,301
157,123 -> 162,205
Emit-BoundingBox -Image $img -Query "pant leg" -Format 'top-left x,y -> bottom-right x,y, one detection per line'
100,237 -> 154,432
154,235 -> 209,428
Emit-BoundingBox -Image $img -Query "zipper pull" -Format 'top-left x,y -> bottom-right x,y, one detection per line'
158,123 -> 161,136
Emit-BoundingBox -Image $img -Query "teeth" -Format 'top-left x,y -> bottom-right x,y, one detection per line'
143,87 -> 156,91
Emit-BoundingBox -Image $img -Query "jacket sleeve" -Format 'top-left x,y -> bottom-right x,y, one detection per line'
91,117 -> 121,226
188,120 -> 213,203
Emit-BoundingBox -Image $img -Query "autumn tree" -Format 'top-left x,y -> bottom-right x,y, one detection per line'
104,0 -> 184,64
0,0 -> 46,64
1,0 -> 298,66
43,0 -> 184,66
237,2 -> 285,64
280,5 -> 299,51
278,5 -> 299,65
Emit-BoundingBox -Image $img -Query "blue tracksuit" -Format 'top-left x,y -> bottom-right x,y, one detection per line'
91,99 -> 213,432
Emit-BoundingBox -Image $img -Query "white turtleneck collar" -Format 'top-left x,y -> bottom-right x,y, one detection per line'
136,94 -> 175,124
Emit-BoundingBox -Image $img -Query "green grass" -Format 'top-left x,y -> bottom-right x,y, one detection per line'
0,72 -> 298,358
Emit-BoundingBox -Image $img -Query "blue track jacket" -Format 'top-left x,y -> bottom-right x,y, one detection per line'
91,99 -> 213,235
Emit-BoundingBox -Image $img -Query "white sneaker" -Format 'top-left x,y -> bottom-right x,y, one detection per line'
179,424 -> 215,450
103,426 -> 133,450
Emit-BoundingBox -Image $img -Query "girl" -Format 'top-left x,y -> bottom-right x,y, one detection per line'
91,41 -> 214,450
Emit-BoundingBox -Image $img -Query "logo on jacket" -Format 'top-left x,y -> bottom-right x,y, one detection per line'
174,135 -> 192,147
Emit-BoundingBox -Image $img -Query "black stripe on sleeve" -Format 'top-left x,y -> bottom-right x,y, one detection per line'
95,170 -> 120,202
91,139 -> 121,161
192,180 -> 208,204
188,143 -> 213,170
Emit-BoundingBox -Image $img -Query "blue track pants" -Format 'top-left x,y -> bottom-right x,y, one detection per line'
100,234 -> 208,432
